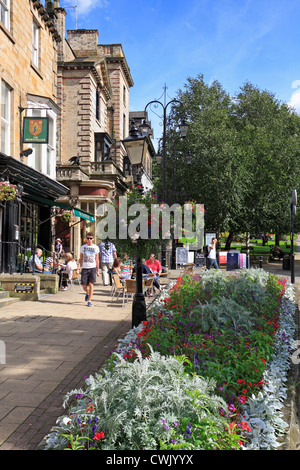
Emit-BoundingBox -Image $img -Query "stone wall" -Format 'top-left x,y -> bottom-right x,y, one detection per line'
0,273 -> 59,301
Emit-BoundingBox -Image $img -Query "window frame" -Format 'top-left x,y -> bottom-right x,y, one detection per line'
26,103 -> 57,180
0,0 -> 10,31
1,80 -> 11,155
32,19 -> 40,68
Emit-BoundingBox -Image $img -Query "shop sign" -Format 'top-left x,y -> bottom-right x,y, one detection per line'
23,117 -> 49,143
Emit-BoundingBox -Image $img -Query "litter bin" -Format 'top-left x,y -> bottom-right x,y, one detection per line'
227,251 -> 240,271
282,256 -> 290,270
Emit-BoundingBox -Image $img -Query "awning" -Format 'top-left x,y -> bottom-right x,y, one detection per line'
24,194 -> 95,222
24,194 -> 71,209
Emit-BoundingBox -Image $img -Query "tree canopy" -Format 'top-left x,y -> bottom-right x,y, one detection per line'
152,74 -> 300,236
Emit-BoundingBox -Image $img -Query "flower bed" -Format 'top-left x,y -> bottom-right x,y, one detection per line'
44,268 -> 296,450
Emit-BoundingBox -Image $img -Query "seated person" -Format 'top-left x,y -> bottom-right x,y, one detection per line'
272,245 -> 284,258
132,259 -> 160,292
146,254 -> 162,291
44,252 -> 57,273
120,253 -> 133,279
58,252 -> 77,290
64,252 -> 77,280
28,248 -> 44,273
112,257 -> 128,280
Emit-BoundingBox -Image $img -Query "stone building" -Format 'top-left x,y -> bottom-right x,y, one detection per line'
0,0 -> 68,274
49,3 -> 155,258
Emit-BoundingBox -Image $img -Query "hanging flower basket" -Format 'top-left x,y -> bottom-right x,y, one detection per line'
57,209 -> 72,223
0,181 -> 18,202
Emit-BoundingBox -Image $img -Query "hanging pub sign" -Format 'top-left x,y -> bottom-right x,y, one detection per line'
23,117 -> 49,143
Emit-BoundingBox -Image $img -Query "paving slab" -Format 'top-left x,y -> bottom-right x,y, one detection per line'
0,281 -> 133,450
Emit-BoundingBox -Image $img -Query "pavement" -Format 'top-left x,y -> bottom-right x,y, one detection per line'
0,257 -> 300,451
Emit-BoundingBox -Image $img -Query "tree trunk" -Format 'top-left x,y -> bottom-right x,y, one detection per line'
225,231 -> 235,250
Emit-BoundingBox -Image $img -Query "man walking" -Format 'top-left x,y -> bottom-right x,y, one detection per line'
77,232 -> 100,306
207,237 -> 219,270
99,240 -> 117,285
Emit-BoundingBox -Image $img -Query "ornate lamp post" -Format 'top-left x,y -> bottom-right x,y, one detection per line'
122,121 -> 153,327
139,90 -> 190,266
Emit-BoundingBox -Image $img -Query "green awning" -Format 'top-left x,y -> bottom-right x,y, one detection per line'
74,208 -> 95,222
24,194 -> 71,209
24,194 -> 95,221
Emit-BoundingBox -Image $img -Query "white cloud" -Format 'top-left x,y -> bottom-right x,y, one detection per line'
63,0 -> 109,16
288,81 -> 300,113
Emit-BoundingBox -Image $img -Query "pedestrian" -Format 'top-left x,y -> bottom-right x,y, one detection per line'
76,232 -> 100,306
99,240 -> 117,286
55,238 -> 64,259
207,237 -> 219,270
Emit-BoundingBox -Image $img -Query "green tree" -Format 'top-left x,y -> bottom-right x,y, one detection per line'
153,76 -> 300,240
232,82 -> 300,236
158,74 -> 247,234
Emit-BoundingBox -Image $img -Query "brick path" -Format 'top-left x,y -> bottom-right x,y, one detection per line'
0,283 -> 133,450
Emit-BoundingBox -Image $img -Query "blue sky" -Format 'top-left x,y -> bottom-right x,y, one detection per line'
59,0 -> 300,144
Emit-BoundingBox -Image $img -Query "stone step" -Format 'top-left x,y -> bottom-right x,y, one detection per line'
0,296 -> 20,308
0,290 -> 9,299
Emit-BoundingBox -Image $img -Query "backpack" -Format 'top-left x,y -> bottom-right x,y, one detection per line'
203,245 -> 211,257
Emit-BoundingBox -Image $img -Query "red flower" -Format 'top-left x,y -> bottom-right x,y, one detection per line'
94,432 -> 105,440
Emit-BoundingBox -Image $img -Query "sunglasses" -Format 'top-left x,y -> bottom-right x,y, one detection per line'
86,237 -> 93,240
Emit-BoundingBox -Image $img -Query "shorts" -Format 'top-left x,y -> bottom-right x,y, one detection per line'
81,267 -> 97,285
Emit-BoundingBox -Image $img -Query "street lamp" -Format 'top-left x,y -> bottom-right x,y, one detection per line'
142,98 -> 189,203
142,91 -> 190,266
122,120 -> 153,327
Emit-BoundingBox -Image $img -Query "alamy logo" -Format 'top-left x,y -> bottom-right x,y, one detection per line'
96,197 -> 204,249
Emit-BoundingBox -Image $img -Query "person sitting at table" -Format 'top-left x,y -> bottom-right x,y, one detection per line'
120,253 -> 133,279
132,259 -> 160,293
112,257 -> 131,280
44,252 -> 57,273
145,254 -> 162,291
64,252 -> 77,280
28,248 -> 44,273
58,252 -> 77,290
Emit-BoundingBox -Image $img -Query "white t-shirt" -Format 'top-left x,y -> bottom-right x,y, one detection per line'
208,244 -> 216,259
81,244 -> 99,269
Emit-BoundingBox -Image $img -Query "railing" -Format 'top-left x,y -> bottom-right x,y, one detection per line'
56,161 -> 126,181
0,241 -> 57,275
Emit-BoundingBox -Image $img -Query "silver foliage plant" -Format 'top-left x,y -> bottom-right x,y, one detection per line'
241,282 -> 297,450
45,348 -> 228,450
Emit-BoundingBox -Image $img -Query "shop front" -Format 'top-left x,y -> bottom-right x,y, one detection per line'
0,153 -> 69,274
